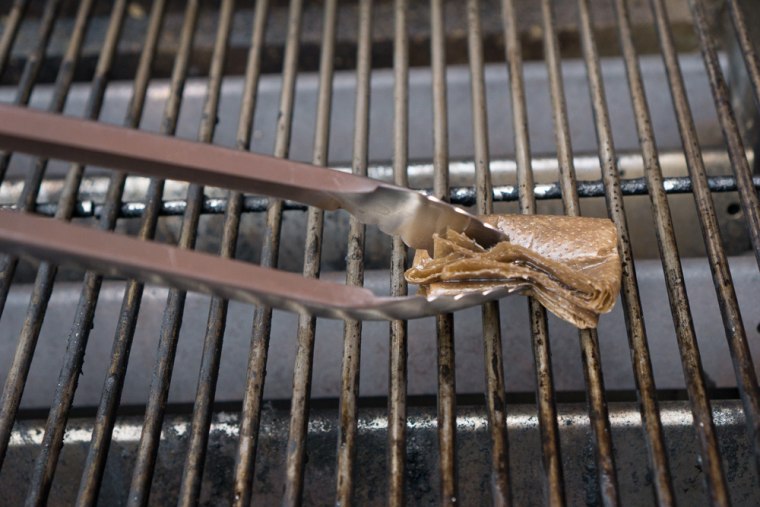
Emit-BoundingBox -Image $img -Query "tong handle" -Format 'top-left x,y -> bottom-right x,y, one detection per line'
0,210 -> 513,320
0,104 -> 507,251
0,210 -> 383,318
0,103 -> 376,210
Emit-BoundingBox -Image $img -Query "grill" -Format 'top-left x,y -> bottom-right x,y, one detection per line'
0,0 -> 759,505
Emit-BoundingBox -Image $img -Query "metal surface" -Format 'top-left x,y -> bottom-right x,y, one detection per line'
1,0 -> 760,505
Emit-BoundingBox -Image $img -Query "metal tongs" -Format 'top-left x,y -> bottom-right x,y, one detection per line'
0,104 -> 511,320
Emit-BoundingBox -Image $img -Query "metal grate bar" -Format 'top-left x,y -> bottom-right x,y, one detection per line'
334,0 -> 372,504
727,0 -> 760,113
650,0 -> 760,484
231,0 -> 302,503
578,4 -> 620,505
472,1 -> 510,504
174,2 -> 237,506
74,2 -> 169,504
616,2 -> 741,500
617,0 -> 741,503
430,0 -> 457,503
604,0 -> 674,505
226,0 -> 273,504
614,0 -> 730,503
387,0 -> 409,504
541,5 -> 627,495
13,172 -> 758,220
17,1 -> 95,213
578,0 -> 657,503
0,0 -> 94,348
225,0 -> 272,496
335,0 -> 371,500
0,0 -> 62,321
238,0 -> 301,500
282,0 -> 335,503
0,0 -> 28,77
688,0 -> 760,267
0,0 -> 89,468
509,1 -> 568,505
124,2 -> 202,505
549,3 -> 618,506
536,0 -> 580,504
0,0 -> 61,183
21,1 -> 128,504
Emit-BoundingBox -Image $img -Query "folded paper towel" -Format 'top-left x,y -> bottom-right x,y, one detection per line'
405,214 -> 622,328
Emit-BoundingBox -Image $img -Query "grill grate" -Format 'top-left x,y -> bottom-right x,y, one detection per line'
0,0 -> 759,505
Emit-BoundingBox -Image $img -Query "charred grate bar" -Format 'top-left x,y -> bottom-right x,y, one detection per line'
0,0 -> 758,505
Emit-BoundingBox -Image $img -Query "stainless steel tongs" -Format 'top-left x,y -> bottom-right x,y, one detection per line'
0,104 -> 511,320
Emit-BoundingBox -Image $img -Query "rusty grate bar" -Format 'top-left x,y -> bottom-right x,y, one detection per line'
608,1 -> 674,505
75,1 -> 169,504
6,172 -> 756,220
387,0 -> 409,504
0,0 -> 60,187
471,1 -> 510,503
231,0 -> 304,504
546,2 -> 625,495
650,0 -> 760,485
578,0 -> 660,503
173,2 -> 237,506
282,0 -> 336,503
333,0 -> 371,504
727,0 -> 760,113
228,0 -> 273,504
22,1 -> 128,504
430,0 -> 458,503
537,0 -> 581,504
0,0 -> 90,469
688,0 -> 760,267
509,0 -> 568,505
0,0 -> 27,76
123,1 -> 216,504
623,1 -> 728,505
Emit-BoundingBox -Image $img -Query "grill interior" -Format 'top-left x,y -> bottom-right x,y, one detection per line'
0,0 -> 759,505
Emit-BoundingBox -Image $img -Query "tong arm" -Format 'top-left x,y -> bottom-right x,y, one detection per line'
0,210 -> 513,320
0,103 -> 506,251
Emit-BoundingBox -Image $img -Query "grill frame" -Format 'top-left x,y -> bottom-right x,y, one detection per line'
0,0 -> 758,505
